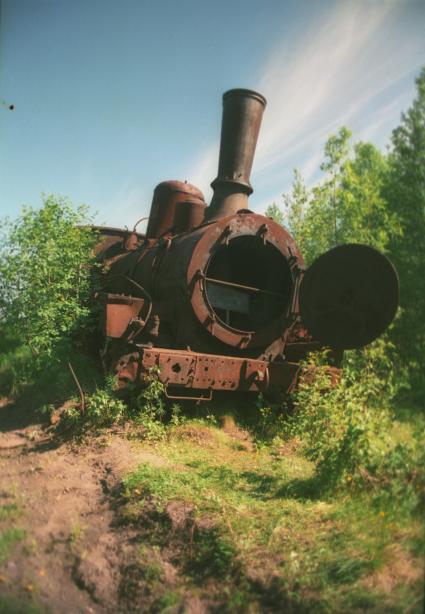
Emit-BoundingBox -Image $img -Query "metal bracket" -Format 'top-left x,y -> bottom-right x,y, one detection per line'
164,386 -> 213,402
221,225 -> 232,246
257,223 -> 269,245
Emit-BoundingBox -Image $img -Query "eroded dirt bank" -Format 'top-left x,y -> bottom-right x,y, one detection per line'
0,399 -> 194,614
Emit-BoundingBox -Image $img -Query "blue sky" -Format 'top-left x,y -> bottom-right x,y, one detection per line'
1,0 -> 424,230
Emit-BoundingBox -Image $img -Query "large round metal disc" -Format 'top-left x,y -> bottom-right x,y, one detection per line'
299,244 -> 399,350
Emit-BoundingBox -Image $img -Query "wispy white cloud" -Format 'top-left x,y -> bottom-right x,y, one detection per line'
355,88 -> 414,145
104,183 -> 151,230
189,0 -> 424,209
189,142 -> 218,201
255,2 -> 392,167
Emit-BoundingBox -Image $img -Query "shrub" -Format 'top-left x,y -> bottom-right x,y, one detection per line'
132,368 -> 182,440
0,195 -> 98,368
84,375 -> 128,426
281,342 -> 399,488
56,368 -> 182,437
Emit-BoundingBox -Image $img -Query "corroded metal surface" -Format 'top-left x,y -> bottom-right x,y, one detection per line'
146,180 -> 206,239
206,89 -> 267,220
98,293 -> 146,339
92,226 -> 145,260
299,244 -> 399,350
110,346 -> 300,399
185,212 -> 303,349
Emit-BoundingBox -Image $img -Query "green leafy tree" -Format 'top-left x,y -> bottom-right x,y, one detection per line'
281,128 -> 404,408
265,202 -> 284,225
0,195 -> 97,364
385,68 -> 425,402
284,128 -> 400,266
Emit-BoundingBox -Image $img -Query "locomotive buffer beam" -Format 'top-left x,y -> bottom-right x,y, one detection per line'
115,347 -> 300,400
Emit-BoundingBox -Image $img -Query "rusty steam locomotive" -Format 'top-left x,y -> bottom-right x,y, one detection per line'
94,88 -> 399,401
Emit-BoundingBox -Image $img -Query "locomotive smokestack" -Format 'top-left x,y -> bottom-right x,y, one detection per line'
205,88 -> 267,220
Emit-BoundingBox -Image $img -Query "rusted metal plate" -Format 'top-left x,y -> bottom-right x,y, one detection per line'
299,244 -> 399,350
146,181 -> 205,240
100,293 -> 145,338
206,281 -> 250,315
173,200 -> 206,234
139,347 -> 299,394
92,226 -> 144,259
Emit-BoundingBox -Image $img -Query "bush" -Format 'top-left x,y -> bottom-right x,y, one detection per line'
57,368 -> 182,438
132,368 -> 182,440
84,375 -> 128,426
280,342 -> 399,488
0,195 -> 98,368
277,335 -> 423,506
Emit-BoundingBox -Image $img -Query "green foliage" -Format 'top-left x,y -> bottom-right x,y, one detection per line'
186,527 -> 237,581
385,68 -> 425,403
0,528 -> 26,564
135,368 -> 166,420
254,338 -> 402,487
0,195 -> 98,366
132,368 -> 182,440
58,368 -> 182,437
0,338 -> 34,397
84,375 -> 127,426
284,350 -> 387,484
278,345 -> 425,494
0,503 -> 21,521
255,394 -> 288,444
265,202 -> 284,225
154,591 -> 181,611
280,69 -> 425,404
372,434 -> 425,516
284,129 -> 400,265
57,374 -> 127,429
0,595 -> 42,614
122,420 -> 423,612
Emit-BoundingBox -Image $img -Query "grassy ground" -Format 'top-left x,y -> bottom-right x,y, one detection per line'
0,397 -> 423,612
117,409 -> 424,613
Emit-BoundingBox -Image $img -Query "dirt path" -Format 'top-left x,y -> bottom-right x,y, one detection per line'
0,398 -> 162,613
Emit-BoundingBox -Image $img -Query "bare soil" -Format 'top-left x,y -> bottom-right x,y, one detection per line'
0,398 -> 190,613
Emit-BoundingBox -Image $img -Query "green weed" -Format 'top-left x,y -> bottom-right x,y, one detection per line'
69,516 -> 84,546
56,368 -> 183,437
0,504 -> 21,522
0,528 -> 26,564
0,595 -> 42,614
84,375 -> 127,426
186,527 -> 238,582
154,591 -> 181,611
131,369 -> 183,441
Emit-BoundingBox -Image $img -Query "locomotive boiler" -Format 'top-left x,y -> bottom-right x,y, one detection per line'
94,88 -> 399,400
